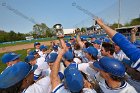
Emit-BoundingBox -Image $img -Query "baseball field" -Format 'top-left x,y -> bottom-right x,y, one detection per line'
0,39 -> 60,73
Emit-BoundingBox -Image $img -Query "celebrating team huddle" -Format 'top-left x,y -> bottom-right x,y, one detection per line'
0,19 -> 140,93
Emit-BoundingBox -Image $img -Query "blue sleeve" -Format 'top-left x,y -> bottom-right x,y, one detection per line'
112,33 -> 140,62
34,74 -> 40,81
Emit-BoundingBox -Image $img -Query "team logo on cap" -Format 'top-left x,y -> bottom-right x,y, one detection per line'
11,53 -> 16,55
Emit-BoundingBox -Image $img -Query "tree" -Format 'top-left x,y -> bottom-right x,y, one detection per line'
130,18 -> 140,26
0,30 -> 26,42
33,23 -> 52,38
110,23 -> 123,30
81,27 -> 86,33
124,22 -> 131,27
8,31 -> 17,41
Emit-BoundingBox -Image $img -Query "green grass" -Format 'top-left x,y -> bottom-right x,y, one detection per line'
0,49 -> 32,73
0,37 -> 57,48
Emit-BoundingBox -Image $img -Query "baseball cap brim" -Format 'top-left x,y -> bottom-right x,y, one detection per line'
93,61 -> 104,71
47,59 -> 55,63
10,54 -> 21,61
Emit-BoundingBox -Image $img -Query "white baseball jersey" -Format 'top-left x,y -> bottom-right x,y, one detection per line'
74,50 -> 82,57
34,56 -> 49,80
113,50 -> 129,61
78,51 -> 89,63
131,58 -> 140,72
36,56 -> 45,67
92,71 -> 138,93
52,83 -> 96,93
50,50 -> 58,54
126,74 -> 140,93
78,61 -> 97,76
36,49 -> 43,56
24,76 -> 51,93
99,80 -> 137,93
97,49 -> 102,59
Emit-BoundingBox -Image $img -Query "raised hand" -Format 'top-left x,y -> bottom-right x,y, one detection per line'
95,18 -> 104,27
131,27 -> 138,34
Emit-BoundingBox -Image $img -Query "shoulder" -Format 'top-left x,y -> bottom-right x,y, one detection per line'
78,63 -> 90,71
24,76 -> 51,93
82,88 -> 97,93
52,83 -> 70,93
131,58 -> 140,72
120,82 -> 137,93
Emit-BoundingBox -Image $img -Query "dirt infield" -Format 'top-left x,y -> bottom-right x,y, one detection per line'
0,40 -> 59,53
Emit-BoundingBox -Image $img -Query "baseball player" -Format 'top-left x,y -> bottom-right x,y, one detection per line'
1,52 -> 21,67
50,45 -> 59,54
101,42 -> 115,58
89,35 -> 97,43
0,62 -> 32,93
25,55 -> 37,65
113,43 -> 130,61
78,46 -> 98,75
24,53 -> 63,93
34,45 -> 49,81
28,50 -> 40,58
51,47 -> 97,93
96,18 -> 140,92
38,45 -> 48,58
93,57 -> 137,93
91,39 -> 102,58
34,42 -> 41,55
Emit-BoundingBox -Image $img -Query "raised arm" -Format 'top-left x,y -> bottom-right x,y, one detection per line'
96,18 -> 140,63
76,34 -> 85,48
96,19 -> 117,38
51,38 -> 66,90
131,27 -> 138,43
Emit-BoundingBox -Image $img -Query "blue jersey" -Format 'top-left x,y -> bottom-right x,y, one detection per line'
112,33 -> 140,72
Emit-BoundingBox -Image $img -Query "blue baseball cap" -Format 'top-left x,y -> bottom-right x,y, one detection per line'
52,45 -> 58,50
93,57 -> 125,77
65,40 -> 68,43
100,36 -> 105,40
29,50 -> 38,55
83,46 -> 98,58
34,42 -> 40,47
25,55 -> 36,63
64,63 -> 84,92
81,37 -> 87,41
0,62 -> 31,88
1,52 -> 21,64
92,39 -> 102,45
45,53 -> 58,63
63,51 -> 74,60
66,43 -> 71,47
40,45 -> 48,51
104,38 -> 110,43
89,35 -> 96,38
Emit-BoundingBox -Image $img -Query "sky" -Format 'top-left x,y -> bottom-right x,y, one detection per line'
0,0 -> 140,33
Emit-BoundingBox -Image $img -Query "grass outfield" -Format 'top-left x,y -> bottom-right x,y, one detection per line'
0,37 -> 57,48
0,49 -> 30,73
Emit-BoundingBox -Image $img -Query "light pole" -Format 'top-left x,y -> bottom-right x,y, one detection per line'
118,0 -> 121,28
